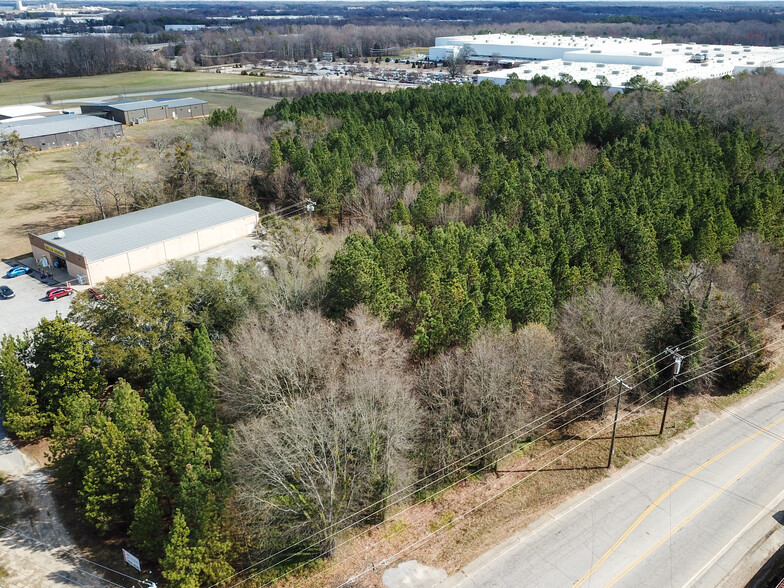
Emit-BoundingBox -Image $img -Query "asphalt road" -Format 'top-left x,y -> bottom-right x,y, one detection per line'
444,381 -> 784,588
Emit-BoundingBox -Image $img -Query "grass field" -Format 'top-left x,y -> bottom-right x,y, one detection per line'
0,71 -> 242,106
0,145 -> 79,260
0,118 -> 208,260
190,91 -> 280,118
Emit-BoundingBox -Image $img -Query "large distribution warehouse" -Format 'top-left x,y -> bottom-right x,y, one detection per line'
429,34 -> 784,91
0,114 -> 122,149
28,196 -> 259,285
81,97 -> 209,125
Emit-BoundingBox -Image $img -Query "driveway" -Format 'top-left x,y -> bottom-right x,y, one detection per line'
0,424 -> 112,586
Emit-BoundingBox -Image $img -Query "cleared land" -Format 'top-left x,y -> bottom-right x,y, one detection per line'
0,147 -> 77,260
0,70 -> 240,106
191,91 -> 279,117
0,118 -> 201,260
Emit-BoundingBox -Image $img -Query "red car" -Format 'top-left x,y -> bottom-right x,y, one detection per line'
47,287 -> 74,300
88,288 -> 104,300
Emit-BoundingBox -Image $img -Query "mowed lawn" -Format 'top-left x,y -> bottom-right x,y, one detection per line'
0,71 -> 241,106
189,91 -> 280,118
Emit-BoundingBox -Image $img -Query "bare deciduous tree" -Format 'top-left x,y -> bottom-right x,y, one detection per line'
68,139 -> 149,219
225,306 -> 417,556
444,44 -> 474,79
725,231 -> 784,310
218,309 -> 336,419
230,371 -> 417,556
0,131 -> 36,182
418,324 -> 563,477
557,282 -> 653,417
255,219 -> 346,311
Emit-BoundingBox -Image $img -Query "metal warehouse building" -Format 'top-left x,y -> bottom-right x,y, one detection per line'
28,196 -> 259,285
433,34 -> 784,92
0,114 -> 122,149
81,97 -> 209,125
0,104 -> 60,120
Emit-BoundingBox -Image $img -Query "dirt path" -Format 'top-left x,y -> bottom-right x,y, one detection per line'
0,426 -> 115,587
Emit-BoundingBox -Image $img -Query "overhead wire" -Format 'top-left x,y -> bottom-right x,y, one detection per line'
212,304 -> 784,587
243,330 -> 784,588
281,382 -> 680,588
330,332 -> 784,588
229,363 -> 683,587
210,366 -> 665,587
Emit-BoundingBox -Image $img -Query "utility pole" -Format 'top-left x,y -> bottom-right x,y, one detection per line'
607,376 -> 632,469
305,198 -> 316,219
658,347 -> 684,436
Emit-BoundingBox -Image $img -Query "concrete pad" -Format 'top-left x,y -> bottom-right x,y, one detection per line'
0,424 -> 32,477
383,560 -> 448,588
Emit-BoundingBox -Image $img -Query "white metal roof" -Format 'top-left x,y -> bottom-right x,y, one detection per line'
152,97 -> 207,108
0,114 -> 120,139
0,104 -> 58,119
90,97 -> 208,112
36,196 -> 258,263
472,37 -> 784,90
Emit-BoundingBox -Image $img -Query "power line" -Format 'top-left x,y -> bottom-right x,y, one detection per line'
213,304 -> 784,587
252,332 -> 784,588
232,362 -> 679,587
324,385 -> 681,588
333,333 -> 784,587
212,370 -> 662,587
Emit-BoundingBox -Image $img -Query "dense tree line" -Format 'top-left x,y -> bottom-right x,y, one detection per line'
0,37 -> 158,81
0,317 -> 234,585
181,18 -> 784,67
256,81 -> 783,354
4,72 -> 784,585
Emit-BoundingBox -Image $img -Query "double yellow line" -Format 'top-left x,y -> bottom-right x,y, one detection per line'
572,412 -> 784,588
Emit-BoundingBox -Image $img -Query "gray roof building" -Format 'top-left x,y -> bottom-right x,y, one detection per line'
29,196 -> 259,285
81,97 -> 209,125
0,114 -> 122,149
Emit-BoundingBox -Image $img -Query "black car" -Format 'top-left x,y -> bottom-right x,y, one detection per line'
0,285 -> 14,299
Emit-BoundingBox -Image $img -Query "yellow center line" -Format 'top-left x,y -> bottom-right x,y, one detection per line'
603,435 -> 784,587
572,412 -> 784,588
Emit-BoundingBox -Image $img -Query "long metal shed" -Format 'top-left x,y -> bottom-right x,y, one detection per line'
0,114 -> 123,149
81,97 -> 209,125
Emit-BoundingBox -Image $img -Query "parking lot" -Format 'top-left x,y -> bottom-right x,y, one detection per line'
0,261 -> 82,338
0,237 -> 267,339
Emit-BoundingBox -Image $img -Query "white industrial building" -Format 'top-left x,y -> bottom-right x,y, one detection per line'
429,34 -> 784,91
0,104 -> 59,120
29,196 -> 259,285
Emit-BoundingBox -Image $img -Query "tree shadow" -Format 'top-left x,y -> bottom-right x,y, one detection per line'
497,465 -> 608,474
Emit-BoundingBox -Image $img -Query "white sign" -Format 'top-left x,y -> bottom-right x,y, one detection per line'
122,548 -> 141,572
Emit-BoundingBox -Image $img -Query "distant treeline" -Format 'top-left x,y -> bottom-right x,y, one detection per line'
0,37 -> 160,81
182,19 -> 784,67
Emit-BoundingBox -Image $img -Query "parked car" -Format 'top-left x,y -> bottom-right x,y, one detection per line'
87,288 -> 104,300
0,285 -> 14,299
5,266 -> 31,278
46,287 -> 74,300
